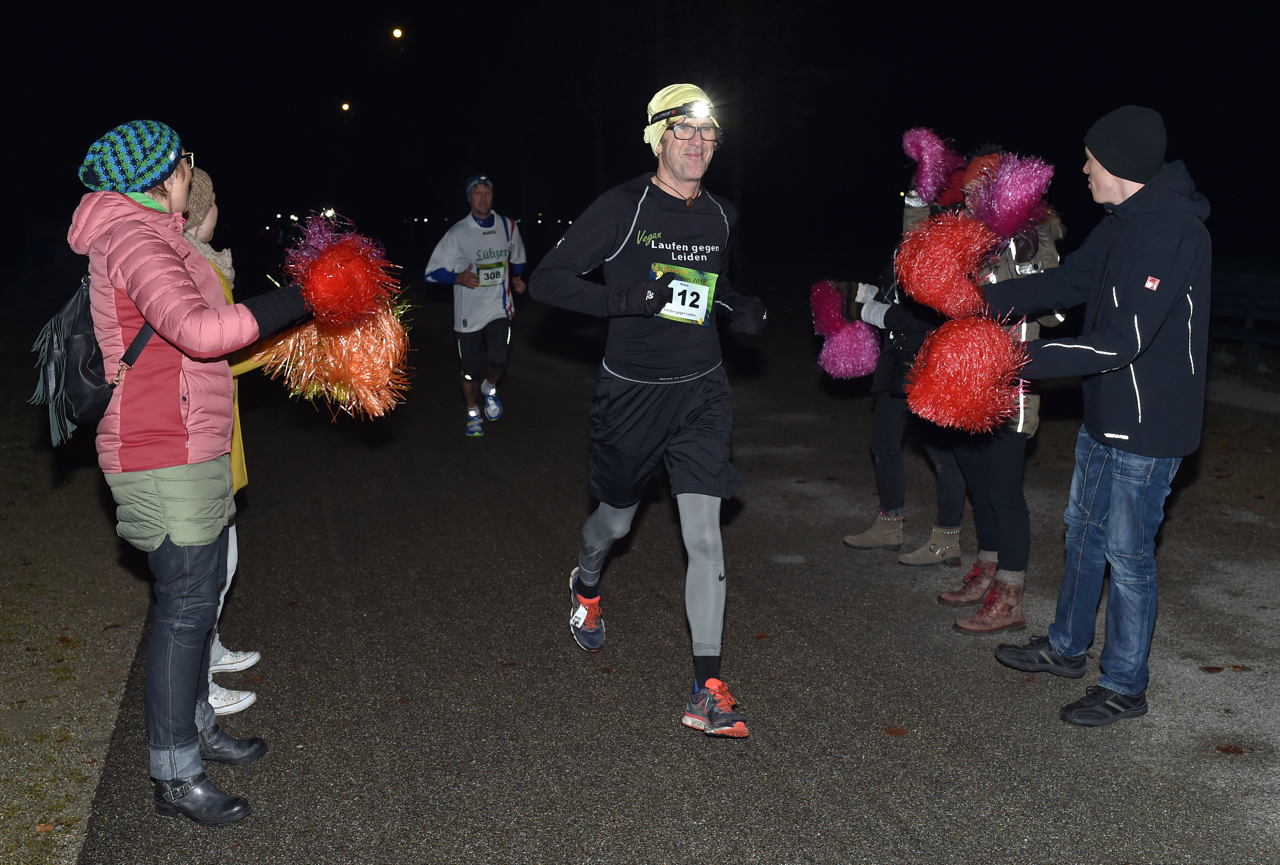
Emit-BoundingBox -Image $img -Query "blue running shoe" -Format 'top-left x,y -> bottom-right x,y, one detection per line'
682,678 -> 749,738
483,389 -> 503,421
568,568 -> 604,652
465,413 -> 484,437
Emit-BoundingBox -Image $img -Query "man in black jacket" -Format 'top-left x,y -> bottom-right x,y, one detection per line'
986,106 -> 1211,726
529,84 -> 765,738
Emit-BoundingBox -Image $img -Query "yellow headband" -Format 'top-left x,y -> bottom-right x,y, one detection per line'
643,84 -> 719,155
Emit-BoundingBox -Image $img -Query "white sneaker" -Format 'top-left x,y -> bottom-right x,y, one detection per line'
208,681 -> 257,716
209,649 -> 261,674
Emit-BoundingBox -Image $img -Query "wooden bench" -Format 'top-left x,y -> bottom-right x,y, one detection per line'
1209,273 -> 1280,379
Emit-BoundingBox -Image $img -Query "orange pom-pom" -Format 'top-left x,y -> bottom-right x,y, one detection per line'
253,301 -> 412,419
895,212 -> 1000,319
905,317 -> 1029,433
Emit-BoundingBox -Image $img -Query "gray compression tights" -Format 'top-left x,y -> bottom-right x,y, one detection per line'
576,493 -> 725,657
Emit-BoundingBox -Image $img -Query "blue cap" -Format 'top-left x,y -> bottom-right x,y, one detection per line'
465,174 -> 493,199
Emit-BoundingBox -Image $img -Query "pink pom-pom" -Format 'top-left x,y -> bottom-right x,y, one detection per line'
818,320 -> 880,379
810,280 -> 846,337
903,127 -> 967,203
895,212 -> 1000,319
967,154 -> 1055,240
905,317 -> 1029,433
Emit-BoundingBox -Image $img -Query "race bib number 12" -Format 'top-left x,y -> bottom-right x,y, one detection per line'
651,263 -> 718,326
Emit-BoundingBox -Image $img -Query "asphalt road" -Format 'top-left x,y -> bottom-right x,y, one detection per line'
74,291 -> 1280,864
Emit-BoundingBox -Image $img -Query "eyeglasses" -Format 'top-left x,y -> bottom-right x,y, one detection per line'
178,152 -> 195,170
668,123 -> 721,142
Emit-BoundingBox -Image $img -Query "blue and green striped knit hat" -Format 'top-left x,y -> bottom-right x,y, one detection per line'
78,120 -> 183,193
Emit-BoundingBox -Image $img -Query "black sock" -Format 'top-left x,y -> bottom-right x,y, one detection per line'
692,655 -> 721,689
574,573 -> 599,599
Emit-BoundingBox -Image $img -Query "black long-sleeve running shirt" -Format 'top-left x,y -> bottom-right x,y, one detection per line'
529,174 -> 744,382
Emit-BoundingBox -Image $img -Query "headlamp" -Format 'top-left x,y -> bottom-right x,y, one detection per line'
648,100 -> 716,125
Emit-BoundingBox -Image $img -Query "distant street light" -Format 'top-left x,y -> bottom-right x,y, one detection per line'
342,103 -> 350,111
393,28 -> 402,38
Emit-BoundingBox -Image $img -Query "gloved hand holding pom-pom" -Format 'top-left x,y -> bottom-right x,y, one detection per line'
256,214 -> 410,419
810,280 -> 878,378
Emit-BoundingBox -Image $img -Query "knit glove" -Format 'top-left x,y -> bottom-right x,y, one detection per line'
241,284 -> 308,337
727,295 -> 767,334
855,282 -> 879,304
609,271 -> 675,317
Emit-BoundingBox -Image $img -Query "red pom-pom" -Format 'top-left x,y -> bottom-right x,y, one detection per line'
905,317 -> 1029,433
895,212 -> 999,319
286,217 -> 399,328
810,280 -> 847,337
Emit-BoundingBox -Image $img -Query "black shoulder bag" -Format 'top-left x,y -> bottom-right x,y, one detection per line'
30,274 -> 154,445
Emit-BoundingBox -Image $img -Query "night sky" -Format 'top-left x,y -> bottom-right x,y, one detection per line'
3,3 -> 1267,309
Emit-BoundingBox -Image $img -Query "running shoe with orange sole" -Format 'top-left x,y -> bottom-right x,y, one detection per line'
682,678 -> 749,738
568,568 -> 604,652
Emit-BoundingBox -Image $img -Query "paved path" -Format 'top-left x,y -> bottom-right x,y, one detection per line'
74,294 -> 1280,863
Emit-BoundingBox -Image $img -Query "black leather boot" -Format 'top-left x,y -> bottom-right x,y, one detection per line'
199,725 -> 268,766
153,772 -> 251,825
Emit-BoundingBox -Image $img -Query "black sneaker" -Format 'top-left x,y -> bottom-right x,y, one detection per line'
994,635 -> 1086,678
1059,685 -> 1148,727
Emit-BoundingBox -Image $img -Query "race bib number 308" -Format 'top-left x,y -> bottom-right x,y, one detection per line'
651,263 -> 718,326
477,262 -> 507,287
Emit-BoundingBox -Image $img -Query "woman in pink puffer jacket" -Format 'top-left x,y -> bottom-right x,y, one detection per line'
71,120 -> 306,827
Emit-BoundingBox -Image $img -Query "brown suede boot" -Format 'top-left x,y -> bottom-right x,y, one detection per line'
842,513 -> 904,551
953,577 -> 1025,634
937,560 -> 996,606
898,525 -> 963,567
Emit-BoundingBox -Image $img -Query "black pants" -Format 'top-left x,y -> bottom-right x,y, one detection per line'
869,395 -> 966,526
952,428 -> 1030,572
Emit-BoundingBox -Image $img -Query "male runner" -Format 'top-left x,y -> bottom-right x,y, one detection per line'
425,175 -> 527,436
529,84 -> 766,738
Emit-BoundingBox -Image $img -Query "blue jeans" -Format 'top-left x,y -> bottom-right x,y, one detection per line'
1048,427 -> 1181,696
146,530 -> 224,779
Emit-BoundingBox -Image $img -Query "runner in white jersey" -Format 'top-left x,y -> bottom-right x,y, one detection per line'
425,175 -> 527,436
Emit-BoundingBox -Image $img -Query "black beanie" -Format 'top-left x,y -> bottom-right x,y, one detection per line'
1084,106 -> 1167,184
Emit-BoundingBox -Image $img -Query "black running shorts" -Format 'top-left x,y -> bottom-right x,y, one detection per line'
589,365 -> 744,508
456,318 -> 511,379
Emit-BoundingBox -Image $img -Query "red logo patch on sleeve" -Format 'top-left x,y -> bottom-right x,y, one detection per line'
1144,276 -> 1160,291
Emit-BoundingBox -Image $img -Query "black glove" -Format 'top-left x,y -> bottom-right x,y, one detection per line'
240,283 -> 308,337
609,272 -> 675,317
727,295 -> 767,334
